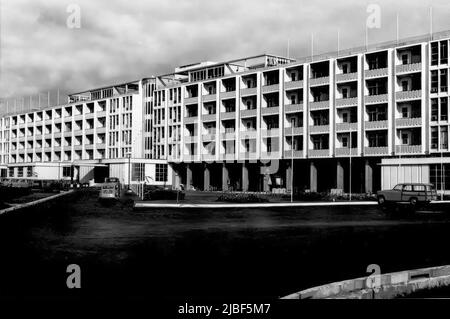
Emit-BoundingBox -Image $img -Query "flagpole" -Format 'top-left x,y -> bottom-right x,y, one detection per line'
311,33 -> 314,62
430,7 -> 433,40
396,13 -> 399,45
337,29 -> 340,55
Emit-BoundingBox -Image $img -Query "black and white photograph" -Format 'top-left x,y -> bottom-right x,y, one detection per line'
1,0 -> 450,316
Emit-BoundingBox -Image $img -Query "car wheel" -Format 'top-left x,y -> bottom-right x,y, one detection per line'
378,196 -> 385,205
410,197 -> 417,206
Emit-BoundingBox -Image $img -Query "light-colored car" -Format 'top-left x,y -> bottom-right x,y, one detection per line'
377,183 -> 437,205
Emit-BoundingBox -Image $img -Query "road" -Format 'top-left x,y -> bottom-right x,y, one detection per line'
1,190 -> 450,299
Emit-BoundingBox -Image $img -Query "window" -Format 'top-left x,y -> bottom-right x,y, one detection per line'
431,99 -> 439,121
342,63 -> 349,74
431,42 -> 439,66
431,127 -> 439,149
342,137 -> 348,148
63,166 -> 72,178
291,95 -> 296,105
342,112 -> 349,123
342,88 -> 349,98
401,80 -> 409,92
402,107 -> 409,118
27,166 -> 33,177
441,97 -> 448,121
403,185 -> 413,191
430,164 -> 450,190
431,70 -> 438,93
441,126 -> 448,149
132,163 -> 145,182
440,41 -> 448,65
401,133 -> 409,145
413,185 -> 426,192
17,167 -> 23,177
393,184 -> 403,191
401,54 -> 409,65
155,164 -> 168,182
440,69 -> 448,92
8,167 -> 14,177
291,73 -> 296,81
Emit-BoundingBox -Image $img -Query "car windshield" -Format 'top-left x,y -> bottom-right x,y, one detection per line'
393,184 -> 403,191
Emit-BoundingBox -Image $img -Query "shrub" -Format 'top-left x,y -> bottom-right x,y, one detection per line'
216,193 -> 269,203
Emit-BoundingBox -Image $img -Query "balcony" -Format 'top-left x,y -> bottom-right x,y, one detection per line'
96,143 -> 106,149
240,87 -> 257,96
261,106 -> 280,116
53,132 -> 62,138
335,148 -> 358,156
220,91 -> 236,100
284,80 -> 303,90
202,134 -> 216,142
336,72 -> 358,82
64,131 -> 73,137
220,111 -> 236,120
309,100 -> 329,110
365,68 -> 388,78
365,94 -> 388,104
284,103 -> 303,113
284,127 -> 303,135
97,127 -> 106,134
261,128 -> 279,138
202,114 -> 216,122
309,125 -> 330,134
336,97 -> 358,108
308,149 -> 330,157
239,152 -> 257,160
73,145 -> 83,151
310,76 -> 329,86
184,96 -> 198,105
283,150 -> 303,158
97,111 -> 107,117
85,144 -> 94,150
336,122 -> 358,132
85,128 -> 95,135
240,130 -> 257,139
85,113 -> 95,119
240,109 -> 257,118
395,117 -> 422,127
202,94 -> 217,103
261,84 -> 279,94
184,155 -> 196,162
364,146 -> 389,155
396,63 -> 422,74
74,114 -> 83,121
365,120 -> 388,130
395,145 -> 422,154
395,90 -> 421,101
261,151 -> 279,159
184,116 -> 198,124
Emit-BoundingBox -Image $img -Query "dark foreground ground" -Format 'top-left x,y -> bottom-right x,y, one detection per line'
1,189 -> 450,299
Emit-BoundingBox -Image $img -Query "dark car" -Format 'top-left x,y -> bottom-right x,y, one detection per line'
377,183 -> 437,205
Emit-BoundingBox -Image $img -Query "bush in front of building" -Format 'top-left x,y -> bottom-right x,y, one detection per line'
216,193 -> 269,203
143,185 -> 185,201
0,185 -> 32,201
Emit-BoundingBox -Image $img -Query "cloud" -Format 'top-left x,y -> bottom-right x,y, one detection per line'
0,0 -> 449,103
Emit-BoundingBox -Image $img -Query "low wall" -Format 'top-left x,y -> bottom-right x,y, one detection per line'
282,265 -> 450,299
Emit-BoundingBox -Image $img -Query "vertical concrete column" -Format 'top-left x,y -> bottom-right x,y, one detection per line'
336,160 -> 344,190
242,163 -> 249,191
286,164 -> 293,192
186,164 -> 193,190
310,161 -> 317,192
365,160 -> 373,194
222,163 -> 229,191
204,164 -> 210,191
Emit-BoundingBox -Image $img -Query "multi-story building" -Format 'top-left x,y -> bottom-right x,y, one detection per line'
2,30 -> 450,193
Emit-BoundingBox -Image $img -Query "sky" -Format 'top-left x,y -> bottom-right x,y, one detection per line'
1,0 -> 450,106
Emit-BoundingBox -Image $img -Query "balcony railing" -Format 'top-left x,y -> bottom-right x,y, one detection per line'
309,100 -> 329,110
335,147 -> 358,156
220,111 -> 236,120
202,114 -> 216,122
240,130 -> 257,139
261,83 -> 279,93
221,132 -> 235,140
240,87 -> 257,96
336,72 -> 358,82
284,127 -> 303,135
202,94 -> 217,102
220,153 -> 235,161
365,120 -> 388,130
184,116 -> 198,124
365,94 -> 388,104
202,154 -> 216,161
396,63 -> 422,74
240,109 -> 257,118
239,152 -> 257,160
261,128 -> 280,138
184,155 -> 196,162
336,97 -> 358,107
184,96 -> 198,104
309,76 -> 330,86
395,145 -> 422,154
260,151 -> 279,159
336,122 -> 358,132
395,90 -> 421,101
202,134 -> 216,142
284,80 -> 303,90
364,146 -> 389,155
308,149 -> 330,157
365,68 -> 388,78
309,124 -> 330,134
284,103 -> 303,113
185,136 -> 198,143
395,117 -> 422,127
283,150 -> 303,158
261,106 -> 280,116
220,91 -> 236,100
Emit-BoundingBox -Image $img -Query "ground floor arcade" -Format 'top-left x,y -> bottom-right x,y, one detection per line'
170,158 -> 382,194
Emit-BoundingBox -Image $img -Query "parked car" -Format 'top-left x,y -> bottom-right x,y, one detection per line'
99,177 -> 121,200
377,183 -> 437,205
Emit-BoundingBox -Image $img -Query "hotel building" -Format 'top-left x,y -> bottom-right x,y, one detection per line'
2,30 -> 450,193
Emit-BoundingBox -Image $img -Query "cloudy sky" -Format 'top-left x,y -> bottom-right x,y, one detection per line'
1,0 -> 449,105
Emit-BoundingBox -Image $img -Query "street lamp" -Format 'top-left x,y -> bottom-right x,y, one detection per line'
126,152 -> 132,195
290,118 -> 294,203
